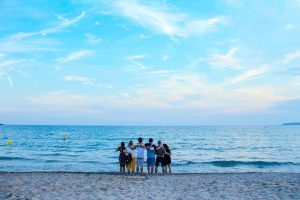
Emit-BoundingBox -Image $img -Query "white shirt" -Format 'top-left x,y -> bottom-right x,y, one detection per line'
127,146 -> 137,158
136,144 -> 145,158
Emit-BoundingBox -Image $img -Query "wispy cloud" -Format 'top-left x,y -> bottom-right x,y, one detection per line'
10,11 -> 86,39
0,38 -> 59,53
64,75 -> 95,86
63,75 -> 112,88
162,55 -> 169,61
0,71 -> 14,87
111,0 -> 224,38
227,65 -> 269,85
208,47 -> 241,70
285,23 -> 296,30
56,49 -> 94,63
0,59 -> 24,68
126,54 -> 147,70
85,33 -> 102,45
283,50 -> 300,64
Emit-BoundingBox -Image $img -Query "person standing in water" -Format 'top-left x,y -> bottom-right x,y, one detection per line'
163,144 -> 172,173
145,138 -> 156,174
126,140 -> 137,173
116,142 -> 127,175
135,137 -> 145,174
155,140 -> 166,174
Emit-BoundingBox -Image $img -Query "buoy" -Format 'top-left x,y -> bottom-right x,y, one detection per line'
7,140 -> 12,145
63,135 -> 68,140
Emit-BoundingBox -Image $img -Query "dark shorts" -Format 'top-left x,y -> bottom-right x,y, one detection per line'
164,157 -> 171,165
156,157 -> 165,167
164,159 -> 171,165
119,153 -> 126,167
147,157 -> 155,167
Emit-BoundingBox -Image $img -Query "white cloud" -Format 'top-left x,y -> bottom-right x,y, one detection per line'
112,0 -> 224,38
0,59 -> 24,68
227,65 -> 269,85
0,38 -> 59,53
56,49 -> 94,63
126,54 -> 147,70
162,55 -> 169,61
7,76 -> 14,87
138,33 -> 152,39
64,75 -> 94,86
208,47 -> 241,70
85,33 -> 102,45
285,23 -> 296,30
10,11 -> 85,39
0,71 -> 14,87
283,50 -> 300,64
63,75 -> 111,88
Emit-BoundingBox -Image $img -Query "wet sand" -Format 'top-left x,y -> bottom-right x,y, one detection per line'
0,172 -> 299,199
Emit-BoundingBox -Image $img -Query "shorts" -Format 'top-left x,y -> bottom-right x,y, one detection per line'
137,158 -> 144,167
156,157 -> 165,167
147,157 -> 155,167
119,161 -> 126,168
119,153 -> 126,167
127,157 -> 137,171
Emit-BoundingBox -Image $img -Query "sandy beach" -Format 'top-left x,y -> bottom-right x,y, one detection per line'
0,172 -> 299,200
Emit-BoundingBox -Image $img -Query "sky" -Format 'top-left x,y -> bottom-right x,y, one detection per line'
1,0 -> 300,125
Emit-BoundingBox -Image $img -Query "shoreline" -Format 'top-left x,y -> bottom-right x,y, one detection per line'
1,171 -> 300,175
1,172 -> 299,199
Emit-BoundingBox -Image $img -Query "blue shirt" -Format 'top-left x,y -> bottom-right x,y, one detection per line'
146,143 -> 156,158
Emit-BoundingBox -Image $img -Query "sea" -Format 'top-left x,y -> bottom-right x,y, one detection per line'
0,125 -> 299,173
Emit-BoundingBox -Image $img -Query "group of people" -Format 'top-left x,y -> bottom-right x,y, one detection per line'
116,137 -> 172,175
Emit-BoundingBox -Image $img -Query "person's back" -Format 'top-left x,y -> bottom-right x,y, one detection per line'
136,144 -> 145,159
156,145 -> 165,157
163,143 -> 172,173
135,137 -> 145,173
155,140 -> 166,174
145,138 -> 156,174
127,140 -> 136,173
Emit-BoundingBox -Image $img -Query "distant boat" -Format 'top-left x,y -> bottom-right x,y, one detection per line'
282,122 -> 300,126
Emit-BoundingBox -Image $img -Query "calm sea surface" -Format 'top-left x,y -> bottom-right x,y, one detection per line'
0,125 -> 299,173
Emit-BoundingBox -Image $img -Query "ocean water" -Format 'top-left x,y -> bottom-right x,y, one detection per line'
0,125 -> 299,173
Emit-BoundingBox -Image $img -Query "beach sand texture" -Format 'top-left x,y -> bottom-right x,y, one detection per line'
0,172 -> 299,200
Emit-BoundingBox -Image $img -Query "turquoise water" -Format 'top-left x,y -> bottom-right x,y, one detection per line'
0,125 -> 299,173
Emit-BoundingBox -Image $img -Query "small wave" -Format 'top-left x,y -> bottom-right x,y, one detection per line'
172,160 -> 299,167
205,160 -> 299,167
173,161 -> 198,166
0,156 -> 33,161
35,153 -> 80,157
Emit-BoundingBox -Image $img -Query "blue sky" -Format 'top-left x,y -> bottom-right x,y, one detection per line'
1,0 -> 300,125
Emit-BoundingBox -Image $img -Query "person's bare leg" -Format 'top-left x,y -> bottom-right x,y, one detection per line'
136,166 -> 139,173
147,166 -> 150,174
140,167 -> 143,173
168,165 -> 171,173
151,166 -> 154,174
155,166 -> 158,173
127,164 -> 130,174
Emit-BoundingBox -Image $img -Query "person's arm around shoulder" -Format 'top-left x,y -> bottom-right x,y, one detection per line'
165,149 -> 172,156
